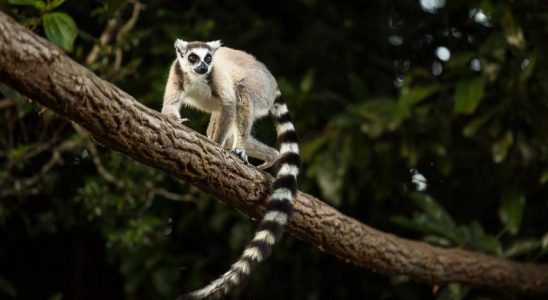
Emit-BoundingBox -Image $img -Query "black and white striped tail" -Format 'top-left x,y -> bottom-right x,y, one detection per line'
177,91 -> 300,300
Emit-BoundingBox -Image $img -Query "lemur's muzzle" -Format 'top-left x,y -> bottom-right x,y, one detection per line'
195,62 -> 208,74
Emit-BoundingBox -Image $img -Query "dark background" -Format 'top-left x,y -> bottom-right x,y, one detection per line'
1,0 -> 547,299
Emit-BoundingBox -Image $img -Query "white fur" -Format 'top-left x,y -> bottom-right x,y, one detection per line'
253,230 -> 276,245
173,46 -> 222,112
243,247 -> 263,261
278,164 -> 299,177
276,122 -> 295,134
208,40 -> 222,51
263,210 -> 289,224
193,48 -> 210,61
274,104 -> 288,116
232,260 -> 251,275
175,39 -> 188,52
280,142 -> 299,154
271,187 -> 293,201
224,272 -> 240,285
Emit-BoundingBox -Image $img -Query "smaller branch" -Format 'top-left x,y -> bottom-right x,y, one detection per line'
1,140 -> 77,198
107,0 -> 145,76
85,3 -> 127,66
88,143 -> 121,186
20,123 -> 67,162
76,123 -> 193,203
115,0 -> 145,43
141,181 -> 197,214
0,98 -> 15,109
86,0 -> 144,75
153,187 -> 197,202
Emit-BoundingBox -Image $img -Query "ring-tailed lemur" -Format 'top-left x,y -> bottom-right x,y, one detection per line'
161,39 -> 300,300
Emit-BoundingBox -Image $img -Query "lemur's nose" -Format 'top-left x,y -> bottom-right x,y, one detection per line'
196,62 -> 208,74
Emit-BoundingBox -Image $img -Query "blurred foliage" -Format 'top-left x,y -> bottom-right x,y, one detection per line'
8,0 -> 78,51
1,0 -> 548,299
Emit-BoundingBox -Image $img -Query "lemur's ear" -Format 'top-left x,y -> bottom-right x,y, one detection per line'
174,39 -> 188,54
207,40 -> 222,53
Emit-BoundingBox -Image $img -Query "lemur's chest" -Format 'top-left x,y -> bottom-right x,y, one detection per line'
184,79 -> 220,112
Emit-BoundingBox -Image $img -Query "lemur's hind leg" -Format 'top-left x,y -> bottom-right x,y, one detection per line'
207,95 -> 277,168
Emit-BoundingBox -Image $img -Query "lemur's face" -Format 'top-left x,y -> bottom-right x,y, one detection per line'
175,39 -> 221,76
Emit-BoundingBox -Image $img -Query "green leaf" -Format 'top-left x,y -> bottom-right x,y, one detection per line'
45,0 -> 65,11
480,57 -> 501,82
503,239 -> 540,258
520,54 -> 536,83
125,272 -> 144,293
316,137 -> 352,205
479,0 -> 494,18
394,86 -> 437,127
391,215 -> 420,231
299,69 -> 315,94
10,144 -> 29,161
48,292 -> 63,300
435,283 -> 469,300
351,98 -> 397,122
393,193 -> 459,243
423,235 -> 452,247
399,86 -> 437,107
470,235 -> 501,255
462,115 -> 490,137
301,135 -> 328,161
8,0 -> 42,6
348,73 -> 368,100
499,187 -> 525,235
491,131 -> 513,163
541,232 -> 548,252
435,155 -> 453,176
454,77 -> 485,115
152,268 -> 172,297
351,98 -> 398,136
501,8 -> 526,49
447,52 -> 474,69
42,12 -> 78,52
411,193 -> 456,233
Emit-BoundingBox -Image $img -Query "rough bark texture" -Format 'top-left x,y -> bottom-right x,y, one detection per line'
1,12 -> 547,296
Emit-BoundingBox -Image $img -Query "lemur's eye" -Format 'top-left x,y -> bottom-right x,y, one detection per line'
188,54 -> 198,63
205,54 -> 212,63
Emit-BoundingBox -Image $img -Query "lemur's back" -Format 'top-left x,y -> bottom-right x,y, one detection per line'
214,47 -> 278,117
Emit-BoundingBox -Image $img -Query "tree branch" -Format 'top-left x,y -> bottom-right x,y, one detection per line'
0,11 -> 546,296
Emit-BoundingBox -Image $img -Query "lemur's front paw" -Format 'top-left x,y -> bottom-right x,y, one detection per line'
165,113 -> 180,122
163,111 -> 189,123
231,148 -> 249,164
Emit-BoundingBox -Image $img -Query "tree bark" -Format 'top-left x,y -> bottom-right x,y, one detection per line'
0,11 -> 547,296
